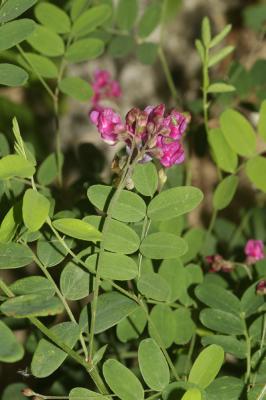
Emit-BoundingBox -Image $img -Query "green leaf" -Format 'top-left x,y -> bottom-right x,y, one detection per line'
60,261 -> 90,300
116,307 -> 146,343
22,189 -> 50,232
108,35 -> 134,58
243,4 -> 266,33
200,308 -> 245,335
0,19 -> 36,51
138,3 -> 161,38
0,63 -> 28,86
2,383 -> 27,400
213,175 -> 238,211
202,335 -> 246,359
35,2 -> 71,33
220,109 -> 256,157
174,308 -> 195,345
0,154 -> 35,180
52,218 -> 102,242
138,338 -> 170,391
182,389 -> 202,400
132,162 -> 158,196
159,259 -> 187,302
195,39 -> 204,63
147,186 -> 203,221
103,359 -> 144,400
10,276 -> 55,297
27,24 -> 64,57
37,152 -> 63,185
0,202 -> 22,243
136,42 -> 158,65
0,320 -> 24,362
87,184 -> 146,222
201,17 -> 211,47
72,5 -> 112,38
69,387 -> 106,400
207,83 -> 235,93
0,0 -> 37,23
209,24 -> 232,48
206,377 -> 245,400
0,133 -> 10,157
18,53 -> 58,78
116,0 -> 138,31
0,242 -> 33,269
137,272 -> 170,301
1,294 -> 64,317
31,322 -> 79,378
208,128 -> 238,173
85,252 -> 138,281
182,228 -> 205,263
161,0 -> 182,24
104,219 -> 140,254
66,39 -> 104,63
140,232 -> 188,259
246,156 -> 266,193
37,234 -> 71,268
59,77 -> 93,101
208,46 -> 234,68
70,0 -> 91,21
148,304 -> 176,348
195,283 -> 241,315
258,100 -> 266,142
188,344 -> 224,389
81,292 -> 138,334
241,282 -> 265,318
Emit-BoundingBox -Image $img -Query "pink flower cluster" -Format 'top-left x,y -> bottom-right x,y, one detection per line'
244,239 -> 265,264
90,104 -> 189,168
92,69 -> 121,106
205,254 -> 234,273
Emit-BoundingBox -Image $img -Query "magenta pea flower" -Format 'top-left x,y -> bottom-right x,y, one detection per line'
91,69 -> 121,106
244,240 -> 265,264
90,107 -> 125,145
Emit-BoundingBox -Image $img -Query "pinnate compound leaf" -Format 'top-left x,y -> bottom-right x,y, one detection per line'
65,39 -> 104,63
72,5 -> 112,38
0,294 -> 64,317
103,359 -> 144,400
132,162 -> 158,196
208,128 -> 238,173
213,175 -> 239,211
52,218 -> 102,242
0,242 -> 33,269
0,320 -> 24,363
85,252 -> 138,281
69,387 -> 106,400
0,0 -> 37,23
0,63 -> 28,86
147,186 -> 203,221
22,189 -> 50,232
140,232 -> 188,259
0,19 -> 36,51
138,339 -> 170,391
188,344 -> 224,389
246,156 -> 266,193
34,2 -> 71,33
0,154 -> 35,180
87,184 -> 146,222
31,322 -> 79,377
116,0 -> 138,31
220,109 -> 256,157
60,262 -> 90,300
59,77 -> 93,101
208,46 -> 234,68
27,25 -> 64,57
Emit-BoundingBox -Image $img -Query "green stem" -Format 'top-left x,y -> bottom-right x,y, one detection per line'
184,334 -> 196,377
229,209 -> 252,250
244,321 -> 251,384
257,383 -> 266,400
203,209 -> 217,253
137,216 -> 151,279
158,47 -> 180,103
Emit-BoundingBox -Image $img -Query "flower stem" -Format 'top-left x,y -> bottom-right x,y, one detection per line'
244,320 -> 251,384
158,47 -> 180,103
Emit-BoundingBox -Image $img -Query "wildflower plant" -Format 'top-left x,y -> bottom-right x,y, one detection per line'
0,2 -> 266,400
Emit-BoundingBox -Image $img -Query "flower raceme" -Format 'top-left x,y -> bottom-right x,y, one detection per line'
91,69 -> 121,106
244,239 -> 265,264
89,104 -> 190,168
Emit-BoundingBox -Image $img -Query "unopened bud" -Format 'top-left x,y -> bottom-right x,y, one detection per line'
21,388 -> 34,397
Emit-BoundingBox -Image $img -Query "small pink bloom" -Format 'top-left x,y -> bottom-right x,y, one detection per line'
89,107 -> 124,145
93,69 -> 111,88
256,280 -> 266,295
109,81 -> 122,98
245,240 -> 265,264
91,69 -> 121,106
156,137 -> 185,168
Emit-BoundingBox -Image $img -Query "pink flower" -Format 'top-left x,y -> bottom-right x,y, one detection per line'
156,137 -> 185,167
244,240 -> 265,264
91,69 -> 121,106
90,107 -> 125,145
256,280 -> 266,295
